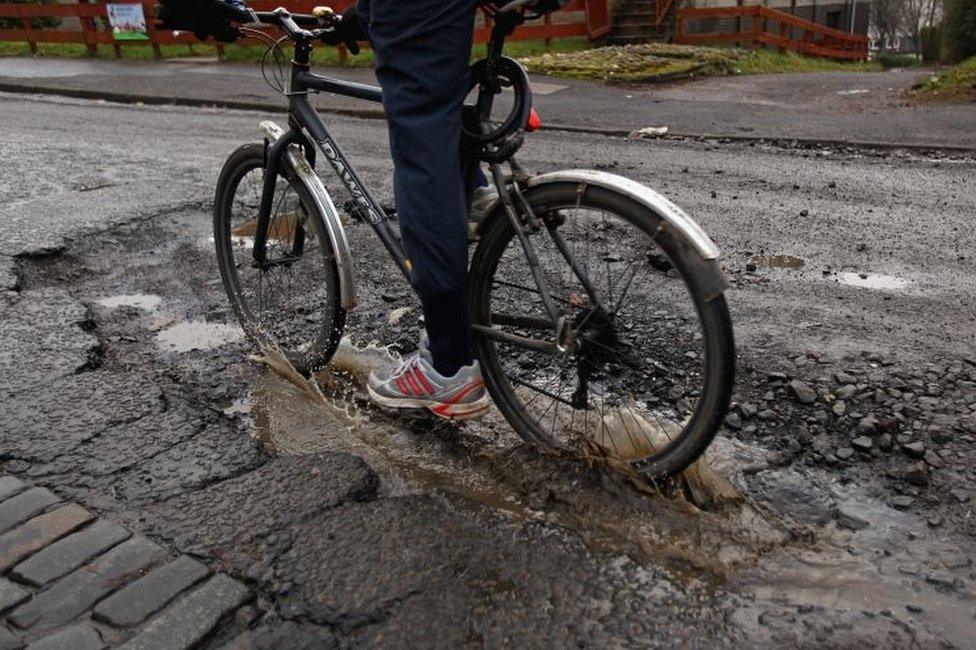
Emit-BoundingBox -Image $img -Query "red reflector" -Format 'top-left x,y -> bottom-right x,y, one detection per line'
526,108 -> 541,132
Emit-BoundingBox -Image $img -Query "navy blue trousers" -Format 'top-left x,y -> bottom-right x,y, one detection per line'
357,0 -> 477,376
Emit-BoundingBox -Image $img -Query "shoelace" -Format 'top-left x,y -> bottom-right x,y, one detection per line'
390,355 -> 435,397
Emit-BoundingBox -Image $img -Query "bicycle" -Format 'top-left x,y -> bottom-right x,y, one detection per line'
210,0 -> 735,480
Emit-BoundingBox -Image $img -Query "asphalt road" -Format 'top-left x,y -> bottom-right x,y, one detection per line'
1,58 -> 975,149
1,92 -> 975,647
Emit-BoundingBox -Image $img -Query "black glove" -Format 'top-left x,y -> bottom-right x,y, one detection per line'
155,0 -> 250,43
531,0 -> 570,12
319,5 -> 366,55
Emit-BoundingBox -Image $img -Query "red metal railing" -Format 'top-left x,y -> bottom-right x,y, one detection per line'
674,5 -> 868,60
0,1 -> 611,59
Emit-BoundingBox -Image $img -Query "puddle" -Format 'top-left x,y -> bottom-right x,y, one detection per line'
244,337 -> 791,578
750,254 -> 805,270
97,293 -> 163,311
156,321 -> 245,352
837,88 -> 870,96
837,271 -> 911,291
734,475 -> 976,648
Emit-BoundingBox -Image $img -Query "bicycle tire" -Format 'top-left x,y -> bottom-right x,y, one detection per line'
469,182 -> 734,479
213,143 -> 345,374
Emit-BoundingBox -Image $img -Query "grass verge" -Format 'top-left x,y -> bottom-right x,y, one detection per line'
910,56 -> 976,101
518,43 -> 880,83
0,37 -> 589,68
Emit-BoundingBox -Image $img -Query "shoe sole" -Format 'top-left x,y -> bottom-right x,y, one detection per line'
367,385 -> 491,421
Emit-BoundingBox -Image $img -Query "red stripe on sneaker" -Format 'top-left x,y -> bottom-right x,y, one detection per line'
404,371 -> 423,396
414,368 -> 435,395
432,378 -> 485,416
395,376 -> 410,396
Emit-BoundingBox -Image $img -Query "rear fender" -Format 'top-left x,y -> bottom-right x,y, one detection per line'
477,169 -> 728,300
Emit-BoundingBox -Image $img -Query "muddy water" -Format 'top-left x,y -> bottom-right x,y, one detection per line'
733,479 -> 976,648
243,341 -> 974,643
243,338 -> 793,578
156,320 -> 246,352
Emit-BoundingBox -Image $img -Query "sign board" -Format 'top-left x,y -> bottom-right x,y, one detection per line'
106,4 -> 149,41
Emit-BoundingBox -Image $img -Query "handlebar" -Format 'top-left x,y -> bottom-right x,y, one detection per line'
248,8 -> 337,37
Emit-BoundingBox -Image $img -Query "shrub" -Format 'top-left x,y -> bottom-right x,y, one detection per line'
0,0 -> 62,30
876,51 -> 918,67
942,0 -> 976,62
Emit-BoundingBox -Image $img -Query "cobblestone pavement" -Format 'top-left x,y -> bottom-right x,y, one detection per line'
0,475 -> 253,649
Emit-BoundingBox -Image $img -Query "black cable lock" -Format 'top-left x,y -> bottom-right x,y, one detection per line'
462,56 -> 534,163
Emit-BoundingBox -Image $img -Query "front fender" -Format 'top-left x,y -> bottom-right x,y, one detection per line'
260,121 -> 357,310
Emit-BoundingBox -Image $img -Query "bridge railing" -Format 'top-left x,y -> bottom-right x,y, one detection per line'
0,0 -> 611,60
674,5 -> 868,60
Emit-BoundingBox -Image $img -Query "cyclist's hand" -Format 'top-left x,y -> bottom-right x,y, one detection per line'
529,0 -> 571,12
155,0 -> 248,43
319,5 -> 365,55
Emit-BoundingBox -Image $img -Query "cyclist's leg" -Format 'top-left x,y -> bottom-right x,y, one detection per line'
359,0 -> 477,378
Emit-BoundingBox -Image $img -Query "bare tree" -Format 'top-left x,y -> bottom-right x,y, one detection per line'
871,0 -> 904,51
903,0 -> 937,56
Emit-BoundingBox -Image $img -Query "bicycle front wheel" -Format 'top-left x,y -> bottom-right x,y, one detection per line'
213,143 -> 345,374
469,181 -> 734,479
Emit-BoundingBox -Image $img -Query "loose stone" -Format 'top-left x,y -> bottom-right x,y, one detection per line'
950,488 -> 970,503
836,506 -> 869,530
902,441 -> 926,458
788,380 -> 817,405
836,447 -> 855,460
889,495 -> 913,510
836,385 -> 858,400
857,416 -> 877,435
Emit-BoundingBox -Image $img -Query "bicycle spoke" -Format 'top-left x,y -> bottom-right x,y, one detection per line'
480,193 -> 713,469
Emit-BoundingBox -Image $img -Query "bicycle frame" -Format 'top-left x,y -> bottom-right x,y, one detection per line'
252,37 -> 410,285
250,7 -> 591,348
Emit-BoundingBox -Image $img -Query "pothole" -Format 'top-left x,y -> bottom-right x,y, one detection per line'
836,271 -> 912,291
156,320 -> 245,352
97,293 -> 163,311
244,337 -> 791,578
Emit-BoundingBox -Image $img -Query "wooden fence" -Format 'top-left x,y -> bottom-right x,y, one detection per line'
0,1 -> 610,59
674,5 -> 868,60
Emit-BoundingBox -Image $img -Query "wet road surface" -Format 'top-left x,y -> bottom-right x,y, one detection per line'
1,58 -> 974,149
1,92 -> 975,647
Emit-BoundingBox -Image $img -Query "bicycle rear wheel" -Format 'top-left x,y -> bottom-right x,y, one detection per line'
213,143 -> 345,374
469,181 -> 734,479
